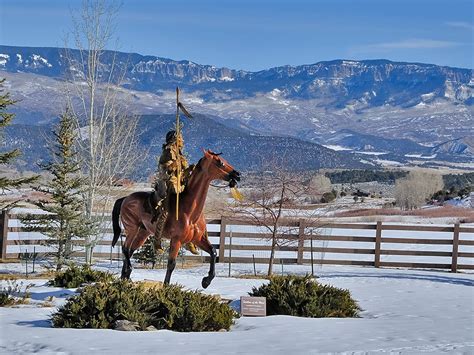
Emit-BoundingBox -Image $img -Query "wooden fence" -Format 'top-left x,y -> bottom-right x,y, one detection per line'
1,211 -> 473,272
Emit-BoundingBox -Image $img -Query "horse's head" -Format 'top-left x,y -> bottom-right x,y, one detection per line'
200,149 -> 241,187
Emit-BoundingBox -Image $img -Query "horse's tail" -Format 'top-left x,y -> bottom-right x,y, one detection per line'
112,197 -> 125,247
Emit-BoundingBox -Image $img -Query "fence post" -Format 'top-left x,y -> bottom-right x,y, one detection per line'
253,254 -> 257,276
218,217 -> 227,263
297,219 -> 305,264
0,210 -> 9,259
228,230 -> 232,277
451,223 -> 460,273
310,230 -> 314,277
374,221 -> 382,268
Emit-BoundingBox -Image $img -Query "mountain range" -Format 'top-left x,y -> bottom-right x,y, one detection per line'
0,45 -> 472,173
0,45 -> 471,105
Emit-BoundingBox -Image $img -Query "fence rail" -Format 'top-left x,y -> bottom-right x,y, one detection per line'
1,211 -> 473,272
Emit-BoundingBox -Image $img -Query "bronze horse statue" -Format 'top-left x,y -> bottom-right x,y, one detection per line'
111,149 -> 240,288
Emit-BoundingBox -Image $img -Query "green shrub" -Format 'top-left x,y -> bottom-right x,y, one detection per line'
0,292 -> 14,306
48,264 -> 115,288
0,279 -> 33,307
443,173 -> 474,191
52,280 -> 236,331
320,191 -> 336,203
249,275 -> 360,318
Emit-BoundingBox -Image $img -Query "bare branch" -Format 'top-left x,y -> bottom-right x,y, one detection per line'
62,0 -> 142,261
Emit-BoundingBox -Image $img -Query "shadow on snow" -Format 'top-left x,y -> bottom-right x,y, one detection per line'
321,272 -> 474,287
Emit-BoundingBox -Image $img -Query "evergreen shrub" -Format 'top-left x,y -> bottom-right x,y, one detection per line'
249,275 -> 360,318
320,191 -> 336,203
0,292 -> 14,306
48,264 -> 115,288
52,280 -> 236,331
0,279 -> 32,306
21,111 -> 90,271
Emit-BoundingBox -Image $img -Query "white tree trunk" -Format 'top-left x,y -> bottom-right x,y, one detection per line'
64,0 -> 141,263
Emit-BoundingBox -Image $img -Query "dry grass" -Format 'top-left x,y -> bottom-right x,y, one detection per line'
0,271 -> 56,280
0,274 -> 24,280
2,298 -> 31,307
40,301 -> 54,307
0,259 -> 21,264
235,274 -> 270,280
334,205 -> 474,222
134,258 -> 205,270
140,280 -> 164,290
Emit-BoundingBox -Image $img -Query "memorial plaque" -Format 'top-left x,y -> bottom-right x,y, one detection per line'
240,296 -> 266,316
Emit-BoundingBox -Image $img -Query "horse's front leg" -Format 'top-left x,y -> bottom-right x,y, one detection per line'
195,230 -> 216,289
164,238 -> 181,285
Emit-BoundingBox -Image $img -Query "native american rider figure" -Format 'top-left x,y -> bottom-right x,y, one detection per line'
151,129 -> 199,255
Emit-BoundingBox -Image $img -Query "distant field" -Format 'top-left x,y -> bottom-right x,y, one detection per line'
335,205 -> 474,222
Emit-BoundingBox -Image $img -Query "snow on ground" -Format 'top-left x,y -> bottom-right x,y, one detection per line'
1,261 -> 473,354
375,159 -> 404,167
355,151 -> 388,156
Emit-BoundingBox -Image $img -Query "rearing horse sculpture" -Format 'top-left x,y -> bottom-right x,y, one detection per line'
111,149 -> 240,288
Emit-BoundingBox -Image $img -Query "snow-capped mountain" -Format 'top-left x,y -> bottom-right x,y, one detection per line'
0,45 -> 471,106
0,45 -> 472,168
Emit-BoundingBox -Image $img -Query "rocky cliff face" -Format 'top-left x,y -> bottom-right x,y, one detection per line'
0,45 -> 471,108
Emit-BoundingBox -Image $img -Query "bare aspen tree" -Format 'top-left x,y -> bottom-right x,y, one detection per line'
63,0 -> 141,261
233,159 -> 304,276
395,170 -> 444,210
308,173 -> 331,202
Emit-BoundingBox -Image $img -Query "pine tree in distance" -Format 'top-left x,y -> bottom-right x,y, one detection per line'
133,236 -> 165,269
0,78 -> 37,207
22,109 -> 90,270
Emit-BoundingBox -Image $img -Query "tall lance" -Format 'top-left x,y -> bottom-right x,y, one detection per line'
174,87 -> 193,220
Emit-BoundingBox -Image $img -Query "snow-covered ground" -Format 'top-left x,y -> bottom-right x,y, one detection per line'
1,262 -> 473,354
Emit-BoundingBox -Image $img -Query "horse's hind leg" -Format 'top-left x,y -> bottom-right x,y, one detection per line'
194,230 -> 216,289
121,246 -> 133,280
121,226 -> 149,279
164,239 -> 181,285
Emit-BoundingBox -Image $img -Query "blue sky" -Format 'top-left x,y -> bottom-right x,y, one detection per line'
0,0 -> 472,70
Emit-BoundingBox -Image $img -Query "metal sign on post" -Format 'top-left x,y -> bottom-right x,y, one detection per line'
240,296 -> 267,316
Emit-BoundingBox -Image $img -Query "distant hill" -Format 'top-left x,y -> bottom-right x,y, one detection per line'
1,114 -> 368,178
323,129 -> 429,155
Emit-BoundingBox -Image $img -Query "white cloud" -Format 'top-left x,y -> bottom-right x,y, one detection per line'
445,21 -> 474,31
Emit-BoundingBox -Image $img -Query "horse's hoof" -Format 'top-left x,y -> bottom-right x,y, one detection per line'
201,277 -> 212,289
